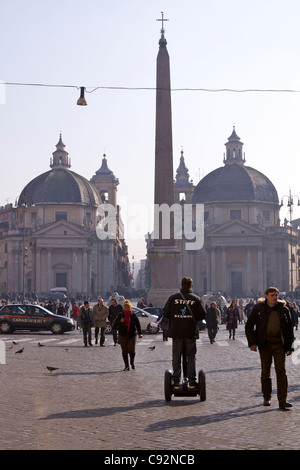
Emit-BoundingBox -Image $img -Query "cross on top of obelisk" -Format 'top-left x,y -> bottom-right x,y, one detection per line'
156,11 -> 169,34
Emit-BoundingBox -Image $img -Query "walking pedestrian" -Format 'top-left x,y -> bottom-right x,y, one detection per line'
92,298 -> 109,346
244,298 -> 255,321
108,298 -> 123,345
112,300 -> 142,370
78,300 -> 94,347
72,302 -> 79,329
163,277 -> 206,390
206,302 -> 221,344
226,299 -> 240,339
156,308 -> 169,341
245,287 -> 294,410
56,303 -> 66,316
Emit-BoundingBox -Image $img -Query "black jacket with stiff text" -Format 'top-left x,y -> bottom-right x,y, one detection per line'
245,299 -> 294,352
164,289 -> 206,339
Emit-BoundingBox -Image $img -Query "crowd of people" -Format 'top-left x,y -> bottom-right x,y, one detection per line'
1,284 -> 299,409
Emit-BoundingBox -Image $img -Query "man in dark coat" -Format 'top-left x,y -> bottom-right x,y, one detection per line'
164,277 -> 206,389
206,302 -> 221,344
245,286 -> 294,410
108,298 -> 123,345
78,300 -> 94,347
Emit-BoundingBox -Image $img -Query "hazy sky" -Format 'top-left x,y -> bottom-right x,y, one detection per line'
1,0 -> 300,263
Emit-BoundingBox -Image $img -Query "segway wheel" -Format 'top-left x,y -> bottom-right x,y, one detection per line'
198,369 -> 206,402
164,370 -> 173,401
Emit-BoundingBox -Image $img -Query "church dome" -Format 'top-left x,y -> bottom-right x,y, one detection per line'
18,136 -> 100,207
192,128 -> 279,205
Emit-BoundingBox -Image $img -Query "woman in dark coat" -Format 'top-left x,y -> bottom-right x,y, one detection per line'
226,299 -> 240,339
113,300 -> 143,370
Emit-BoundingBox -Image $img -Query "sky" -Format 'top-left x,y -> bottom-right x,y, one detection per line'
1,0 -> 300,265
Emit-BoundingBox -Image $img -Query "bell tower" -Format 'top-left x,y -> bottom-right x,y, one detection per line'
50,134 -> 71,169
224,126 -> 246,165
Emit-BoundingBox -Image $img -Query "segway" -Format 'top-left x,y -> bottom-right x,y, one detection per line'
164,353 -> 206,402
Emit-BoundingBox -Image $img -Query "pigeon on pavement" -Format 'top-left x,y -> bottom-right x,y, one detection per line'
47,366 -> 59,373
15,348 -> 24,354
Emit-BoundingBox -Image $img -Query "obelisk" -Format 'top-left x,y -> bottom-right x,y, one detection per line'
147,14 -> 180,306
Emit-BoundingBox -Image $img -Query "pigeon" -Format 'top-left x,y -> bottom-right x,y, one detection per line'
148,346 -> 155,350
6,344 -> 13,350
12,341 -> 18,345
38,342 -> 45,347
15,348 -> 24,354
47,366 -> 59,373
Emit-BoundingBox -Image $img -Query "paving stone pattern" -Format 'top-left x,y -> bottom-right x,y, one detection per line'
0,325 -> 299,450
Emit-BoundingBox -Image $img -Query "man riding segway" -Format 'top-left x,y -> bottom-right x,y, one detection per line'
164,277 -> 206,393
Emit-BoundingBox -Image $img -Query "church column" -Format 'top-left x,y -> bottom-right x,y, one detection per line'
36,248 -> 41,293
71,249 -> 78,294
263,250 -> 267,289
47,248 -> 52,289
257,249 -> 263,293
278,249 -> 283,288
246,248 -> 252,296
210,248 -> 216,292
221,248 -> 227,293
82,248 -> 88,293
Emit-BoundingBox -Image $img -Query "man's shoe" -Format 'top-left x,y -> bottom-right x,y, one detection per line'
279,401 -> 292,410
89,343 -> 93,346
173,380 -> 180,390
188,382 -> 198,390
263,399 -> 271,406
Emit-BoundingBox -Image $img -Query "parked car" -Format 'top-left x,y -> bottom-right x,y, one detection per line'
39,292 -> 68,302
0,304 -> 75,334
143,307 -> 164,316
105,306 -> 159,334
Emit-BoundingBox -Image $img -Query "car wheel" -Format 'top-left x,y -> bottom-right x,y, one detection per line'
50,322 -> 64,334
105,323 -> 112,334
147,323 -> 159,334
0,321 -> 13,334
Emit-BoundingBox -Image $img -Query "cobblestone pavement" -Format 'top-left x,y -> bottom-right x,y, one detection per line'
0,324 -> 299,451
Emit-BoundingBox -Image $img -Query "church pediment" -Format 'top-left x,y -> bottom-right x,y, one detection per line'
210,219 -> 264,236
32,220 -> 90,238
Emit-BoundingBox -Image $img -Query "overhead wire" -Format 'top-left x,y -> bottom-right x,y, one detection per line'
3,82 -> 300,94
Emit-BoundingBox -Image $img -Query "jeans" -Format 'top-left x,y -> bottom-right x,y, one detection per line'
172,338 -> 197,383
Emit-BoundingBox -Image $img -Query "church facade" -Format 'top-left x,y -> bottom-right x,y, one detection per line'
173,128 -> 300,297
0,136 -> 130,299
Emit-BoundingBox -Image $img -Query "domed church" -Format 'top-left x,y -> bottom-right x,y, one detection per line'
174,127 -> 298,297
0,136 -> 130,299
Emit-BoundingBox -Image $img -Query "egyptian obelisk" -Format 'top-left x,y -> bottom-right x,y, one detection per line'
147,14 -> 180,306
